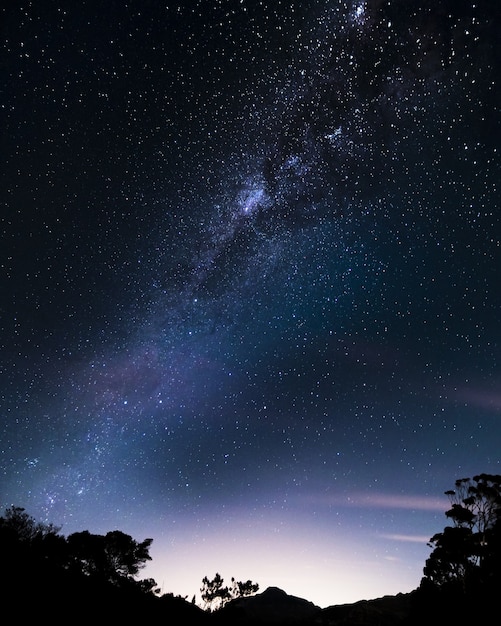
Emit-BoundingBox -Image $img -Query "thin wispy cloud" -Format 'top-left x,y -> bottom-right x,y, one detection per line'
453,386 -> 501,411
380,533 -> 432,544
301,492 -> 446,512
349,493 -> 446,511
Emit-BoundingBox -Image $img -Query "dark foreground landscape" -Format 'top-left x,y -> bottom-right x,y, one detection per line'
2,474 -> 500,624
2,578 -> 496,625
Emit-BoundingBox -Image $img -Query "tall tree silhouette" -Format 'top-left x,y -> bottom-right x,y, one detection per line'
422,473 -> 501,593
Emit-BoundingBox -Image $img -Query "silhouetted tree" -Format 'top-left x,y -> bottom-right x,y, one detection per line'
230,577 -> 259,599
200,573 -> 259,611
0,505 -> 61,542
66,529 -> 153,586
422,473 -> 501,595
104,530 -> 153,580
0,505 -> 66,572
200,573 -> 230,611
0,506 -> 172,621
67,530 -> 108,578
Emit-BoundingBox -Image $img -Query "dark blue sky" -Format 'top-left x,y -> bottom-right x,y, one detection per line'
1,0 -> 500,607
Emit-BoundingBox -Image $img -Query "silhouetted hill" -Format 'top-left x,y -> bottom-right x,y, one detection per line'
215,586 -> 321,625
210,588 -> 419,626
318,592 -> 414,625
211,586 -> 497,626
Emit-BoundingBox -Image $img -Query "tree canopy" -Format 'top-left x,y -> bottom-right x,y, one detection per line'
200,572 -> 259,611
421,473 -> 501,594
66,529 -> 153,584
0,506 -> 155,592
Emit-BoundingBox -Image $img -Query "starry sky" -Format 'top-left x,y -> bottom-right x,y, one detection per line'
1,0 -> 500,608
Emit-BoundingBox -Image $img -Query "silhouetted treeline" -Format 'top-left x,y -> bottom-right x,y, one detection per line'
0,506 -> 207,622
2,473 -> 501,624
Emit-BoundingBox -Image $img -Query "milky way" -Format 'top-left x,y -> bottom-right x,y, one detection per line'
1,0 -> 500,607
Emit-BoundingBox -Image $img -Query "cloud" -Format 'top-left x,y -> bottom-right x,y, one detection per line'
300,492 -> 446,512
453,386 -> 501,412
380,533 -> 432,544
347,493 -> 446,511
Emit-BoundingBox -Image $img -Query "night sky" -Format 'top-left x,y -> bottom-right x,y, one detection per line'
1,0 -> 500,608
